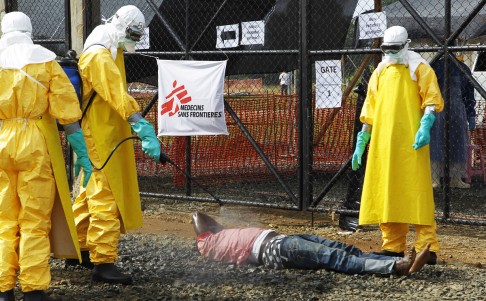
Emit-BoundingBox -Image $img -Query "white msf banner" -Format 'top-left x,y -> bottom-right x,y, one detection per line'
157,60 -> 229,136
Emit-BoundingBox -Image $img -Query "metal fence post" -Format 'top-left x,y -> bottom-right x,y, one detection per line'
299,0 -> 312,210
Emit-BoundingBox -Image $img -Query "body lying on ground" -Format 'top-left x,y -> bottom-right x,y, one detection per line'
191,211 -> 431,276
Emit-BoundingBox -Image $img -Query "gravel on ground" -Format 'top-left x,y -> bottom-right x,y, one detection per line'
13,199 -> 486,301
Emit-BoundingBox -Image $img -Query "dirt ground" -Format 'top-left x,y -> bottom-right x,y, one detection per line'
133,200 -> 486,268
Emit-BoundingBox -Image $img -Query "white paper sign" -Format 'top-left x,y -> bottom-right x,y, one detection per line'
157,60 -> 229,136
358,12 -> 387,40
135,28 -> 150,50
315,60 -> 342,109
241,21 -> 264,46
216,24 -> 239,48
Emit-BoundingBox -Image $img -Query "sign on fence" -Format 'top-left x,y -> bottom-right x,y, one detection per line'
358,12 -> 387,40
157,60 -> 229,136
315,60 -> 342,108
216,24 -> 239,48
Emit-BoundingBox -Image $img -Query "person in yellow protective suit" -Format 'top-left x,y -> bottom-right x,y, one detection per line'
65,5 -> 164,285
351,26 -> 444,266
0,12 -> 92,301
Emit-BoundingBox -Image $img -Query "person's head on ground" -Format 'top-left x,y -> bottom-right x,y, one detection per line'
381,25 -> 410,64
192,211 -> 224,236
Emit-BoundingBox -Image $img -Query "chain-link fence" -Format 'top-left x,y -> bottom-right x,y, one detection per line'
8,0 -> 486,226
314,0 -> 486,226
6,0 -> 70,54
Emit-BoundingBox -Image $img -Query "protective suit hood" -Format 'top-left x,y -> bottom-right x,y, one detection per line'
83,5 -> 145,57
0,11 -> 55,69
381,26 -> 410,64
82,24 -> 120,59
110,5 -> 145,36
377,26 -> 427,81
1,11 -> 32,35
111,5 -> 145,53
0,32 -> 55,69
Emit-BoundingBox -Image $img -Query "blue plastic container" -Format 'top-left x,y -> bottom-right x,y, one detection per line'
61,64 -> 82,101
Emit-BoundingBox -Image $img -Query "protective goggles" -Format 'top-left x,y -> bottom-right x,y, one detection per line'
126,26 -> 144,42
380,43 -> 406,54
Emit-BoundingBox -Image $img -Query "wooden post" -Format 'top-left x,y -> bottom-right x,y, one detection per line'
374,0 -> 382,67
0,2 -> 5,20
70,0 -> 84,53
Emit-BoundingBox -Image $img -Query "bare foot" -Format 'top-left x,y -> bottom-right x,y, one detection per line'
409,247 -> 417,263
409,243 -> 431,274
394,252 -> 413,276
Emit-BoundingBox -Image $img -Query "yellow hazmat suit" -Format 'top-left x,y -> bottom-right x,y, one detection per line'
73,46 -> 142,263
359,60 -> 444,254
0,52 -> 81,291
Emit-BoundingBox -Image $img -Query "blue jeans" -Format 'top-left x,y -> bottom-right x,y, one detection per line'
278,234 -> 397,275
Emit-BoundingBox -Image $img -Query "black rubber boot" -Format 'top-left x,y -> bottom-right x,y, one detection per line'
427,252 -> 437,265
0,290 -> 15,301
65,250 -> 94,269
372,250 -> 405,257
23,290 -> 62,301
92,263 -> 133,285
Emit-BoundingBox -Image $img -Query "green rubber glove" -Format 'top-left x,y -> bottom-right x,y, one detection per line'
66,129 -> 92,187
131,118 -> 161,161
351,131 -> 371,171
413,113 -> 436,150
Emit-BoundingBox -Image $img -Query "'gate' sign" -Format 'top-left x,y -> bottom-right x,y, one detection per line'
315,60 -> 342,109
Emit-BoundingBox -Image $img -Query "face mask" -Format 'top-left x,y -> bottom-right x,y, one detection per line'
118,37 -> 137,53
382,45 -> 408,64
384,50 -> 402,59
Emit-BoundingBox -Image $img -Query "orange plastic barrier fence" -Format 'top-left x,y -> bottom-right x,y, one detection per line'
134,93 -> 356,186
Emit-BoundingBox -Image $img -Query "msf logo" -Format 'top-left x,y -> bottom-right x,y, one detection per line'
160,80 -> 192,117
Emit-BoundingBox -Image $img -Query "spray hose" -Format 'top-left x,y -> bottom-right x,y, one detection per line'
91,136 -> 141,170
88,135 -> 222,204
77,90 -> 221,203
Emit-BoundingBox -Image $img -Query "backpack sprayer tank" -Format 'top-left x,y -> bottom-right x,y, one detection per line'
58,50 -> 82,104
56,50 -> 82,131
